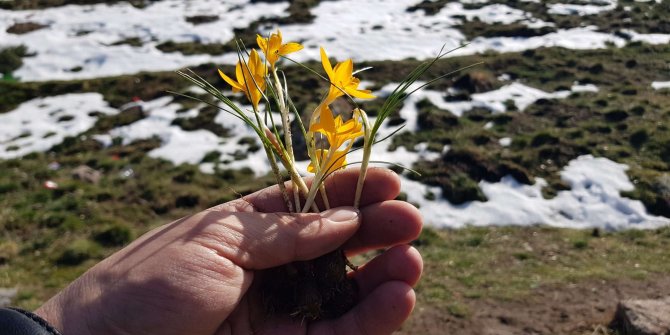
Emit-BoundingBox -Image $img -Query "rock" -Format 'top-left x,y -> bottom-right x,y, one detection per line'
71,165 -> 102,184
6,22 -> 47,35
0,288 -> 17,307
453,71 -> 497,94
610,297 -> 670,335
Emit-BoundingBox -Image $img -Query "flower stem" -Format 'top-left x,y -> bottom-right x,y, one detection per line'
354,110 -> 372,208
272,69 -> 294,163
263,143 -> 293,213
302,149 -> 335,212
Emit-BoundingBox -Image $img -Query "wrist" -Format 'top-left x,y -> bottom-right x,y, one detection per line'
0,307 -> 62,335
34,273 -> 104,335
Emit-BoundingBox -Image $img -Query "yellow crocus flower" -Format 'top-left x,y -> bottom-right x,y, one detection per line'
320,47 -> 375,102
307,103 -> 364,174
307,148 -> 348,174
309,104 -> 363,150
218,49 -> 267,109
257,30 -> 303,68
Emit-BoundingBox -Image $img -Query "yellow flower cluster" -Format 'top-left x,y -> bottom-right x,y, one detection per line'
217,30 -> 375,177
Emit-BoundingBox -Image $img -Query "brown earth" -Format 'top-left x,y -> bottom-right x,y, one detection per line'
401,275 -> 670,335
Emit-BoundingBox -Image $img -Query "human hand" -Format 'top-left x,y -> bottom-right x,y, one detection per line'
35,168 -> 423,335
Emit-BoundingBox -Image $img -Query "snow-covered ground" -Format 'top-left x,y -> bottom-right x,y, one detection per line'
2,80 -> 668,230
1,0 -> 669,230
0,93 -> 117,159
1,0 -> 669,81
404,155 -> 670,230
548,0 -> 617,16
652,81 -> 670,90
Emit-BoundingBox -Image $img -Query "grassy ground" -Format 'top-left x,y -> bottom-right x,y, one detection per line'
1,3 -> 670,332
1,44 -> 669,317
412,225 -> 670,307
0,142 -> 274,308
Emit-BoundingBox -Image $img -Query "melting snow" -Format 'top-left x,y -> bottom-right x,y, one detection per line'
1,1 -> 668,230
2,0 -> 669,81
0,93 -> 117,159
2,84 -> 668,229
0,0 -> 288,80
548,1 -> 618,16
382,82 -> 577,117
404,155 -> 670,230
651,81 -> 670,90
571,82 -> 600,93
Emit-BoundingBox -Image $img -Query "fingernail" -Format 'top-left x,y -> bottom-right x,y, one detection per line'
322,207 -> 359,223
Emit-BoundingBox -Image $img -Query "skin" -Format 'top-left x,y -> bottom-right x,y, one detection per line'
36,168 -> 423,335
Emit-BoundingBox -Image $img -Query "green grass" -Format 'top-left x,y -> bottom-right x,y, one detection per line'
0,137 -> 274,309
0,11 -> 669,324
412,225 -> 670,312
365,43 -> 670,214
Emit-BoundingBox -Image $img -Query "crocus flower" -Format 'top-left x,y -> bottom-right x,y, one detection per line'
307,148 -> 349,174
257,30 -> 303,68
218,49 -> 267,109
320,47 -> 375,102
309,104 -> 363,150
307,104 -> 364,174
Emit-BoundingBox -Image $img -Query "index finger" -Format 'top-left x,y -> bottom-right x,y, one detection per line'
222,167 -> 401,213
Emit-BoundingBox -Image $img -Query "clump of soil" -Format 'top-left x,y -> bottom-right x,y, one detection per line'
6,22 -> 47,35
261,249 -> 357,320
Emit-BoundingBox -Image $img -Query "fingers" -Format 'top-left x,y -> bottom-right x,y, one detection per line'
345,200 -> 422,255
350,245 -> 423,297
308,281 -> 416,335
307,245 -> 422,335
222,167 -> 401,213
320,167 -> 400,208
190,207 -> 361,269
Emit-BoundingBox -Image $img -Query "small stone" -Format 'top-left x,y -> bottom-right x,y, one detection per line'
0,288 -> 17,307
610,297 -> 670,335
71,165 -> 102,184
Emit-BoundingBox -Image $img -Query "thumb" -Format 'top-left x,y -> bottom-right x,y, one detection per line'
196,207 -> 361,269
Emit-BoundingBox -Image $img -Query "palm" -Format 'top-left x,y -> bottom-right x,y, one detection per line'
36,168 -> 422,335
209,168 -> 423,334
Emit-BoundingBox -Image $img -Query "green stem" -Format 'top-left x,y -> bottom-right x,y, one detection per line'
354,110 -> 372,208
302,149 -> 335,212
263,143 -> 293,213
272,69 -> 295,163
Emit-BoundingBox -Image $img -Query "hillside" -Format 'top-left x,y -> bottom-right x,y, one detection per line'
1,0 -> 669,333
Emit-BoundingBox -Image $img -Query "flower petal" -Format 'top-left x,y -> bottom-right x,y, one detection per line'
320,47 -> 335,82
256,34 -> 268,53
347,88 -> 376,99
279,42 -> 303,55
218,68 -> 244,91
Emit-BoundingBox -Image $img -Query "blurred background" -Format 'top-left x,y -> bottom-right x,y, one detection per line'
1,0 -> 669,333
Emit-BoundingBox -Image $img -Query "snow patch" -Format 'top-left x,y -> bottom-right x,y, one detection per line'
405,155 -> 670,230
3,1 -> 666,81
0,93 -> 117,159
651,81 -> 670,90
548,1 -> 618,16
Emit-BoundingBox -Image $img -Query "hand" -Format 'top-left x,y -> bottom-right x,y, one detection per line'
35,168 -> 423,335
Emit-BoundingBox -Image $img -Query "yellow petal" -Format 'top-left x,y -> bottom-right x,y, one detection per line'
347,88 -> 376,99
307,149 -> 328,173
279,42 -> 303,55
256,34 -> 268,53
338,59 -> 354,79
235,62 -> 244,85
320,47 -> 335,81
326,149 -> 348,173
269,33 -> 282,53
319,105 -> 336,133
218,68 -> 244,91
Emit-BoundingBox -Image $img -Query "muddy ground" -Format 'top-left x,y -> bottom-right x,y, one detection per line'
403,275 -> 670,335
